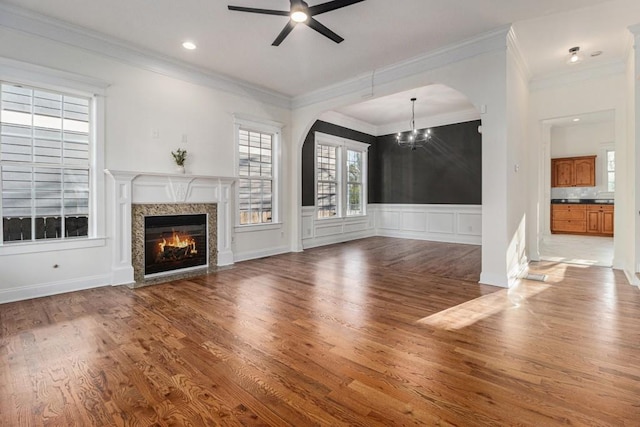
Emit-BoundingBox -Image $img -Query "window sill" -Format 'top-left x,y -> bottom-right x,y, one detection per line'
316,214 -> 368,222
0,237 -> 107,256
234,222 -> 282,233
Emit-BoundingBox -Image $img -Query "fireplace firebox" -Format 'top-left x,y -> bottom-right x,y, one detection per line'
144,214 -> 208,277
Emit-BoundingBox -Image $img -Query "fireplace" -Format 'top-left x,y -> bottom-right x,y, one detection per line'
144,214 -> 208,277
105,170 -> 234,287
131,203 -> 218,286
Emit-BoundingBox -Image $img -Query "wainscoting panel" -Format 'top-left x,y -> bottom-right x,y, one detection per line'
377,210 -> 401,230
401,211 -> 428,232
458,212 -> 482,236
428,212 -> 455,234
370,204 -> 481,245
301,205 -> 481,249
301,207 -> 375,249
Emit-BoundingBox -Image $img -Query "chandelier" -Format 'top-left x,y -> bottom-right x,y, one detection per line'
396,97 -> 433,150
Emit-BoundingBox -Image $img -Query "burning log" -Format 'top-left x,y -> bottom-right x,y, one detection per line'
155,230 -> 198,262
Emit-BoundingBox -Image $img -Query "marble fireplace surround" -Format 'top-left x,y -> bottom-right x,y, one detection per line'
132,203 -> 216,286
105,170 -> 235,287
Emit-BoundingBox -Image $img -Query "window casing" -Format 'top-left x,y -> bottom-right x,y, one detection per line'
315,132 -> 369,220
235,116 -> 281,227
1,81 -> 93,244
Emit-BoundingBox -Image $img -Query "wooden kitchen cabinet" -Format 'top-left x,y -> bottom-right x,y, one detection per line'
551,204 -> 586,234
551,203 -> 613,236
551,156 -> 596,187
586,204 -> 614,236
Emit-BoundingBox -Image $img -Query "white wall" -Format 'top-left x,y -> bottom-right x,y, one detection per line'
0,26 -> 292,302
550,122 -> 614,158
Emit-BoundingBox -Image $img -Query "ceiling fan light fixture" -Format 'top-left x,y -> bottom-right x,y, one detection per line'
291,9 -> 308,23
228,0 -> 365,45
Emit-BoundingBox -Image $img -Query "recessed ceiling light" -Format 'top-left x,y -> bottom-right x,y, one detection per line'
573,118 -> 581,122
591,51 -> 603,57
182,41 -> 197,50
567,46 -> 583,64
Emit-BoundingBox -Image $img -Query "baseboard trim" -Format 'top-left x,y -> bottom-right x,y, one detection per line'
623,268 -> 640,288
375,229 -> 481,246
302,230 -> 376,250
0,274 -> 111,304
234,245 -> 291,263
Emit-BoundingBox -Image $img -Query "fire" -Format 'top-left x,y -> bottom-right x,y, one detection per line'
158,230 -> 197,254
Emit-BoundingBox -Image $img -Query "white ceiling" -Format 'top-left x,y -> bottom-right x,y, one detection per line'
1,0 -> 639,125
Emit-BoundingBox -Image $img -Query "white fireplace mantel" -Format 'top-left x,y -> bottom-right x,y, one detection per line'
105,169 -> 236,286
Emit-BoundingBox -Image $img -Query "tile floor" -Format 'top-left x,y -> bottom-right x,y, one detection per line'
538,234 -> 614,267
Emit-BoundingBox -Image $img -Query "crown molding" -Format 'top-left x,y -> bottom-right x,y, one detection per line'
317,111 -> 377,136
506,27 -> 532,82
0,2 -> 291,109
292,25 -> 511,109
529,60 -> 626,92
0,56 -> 110,95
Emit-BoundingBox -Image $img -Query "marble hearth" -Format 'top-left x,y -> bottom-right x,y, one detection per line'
105,170 -> 235,287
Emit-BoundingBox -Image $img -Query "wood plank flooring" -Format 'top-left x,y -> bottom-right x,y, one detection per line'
1,236 -> 640,426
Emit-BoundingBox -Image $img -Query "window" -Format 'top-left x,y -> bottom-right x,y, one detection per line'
316,144 -> 338,219
346,149 -> 363,216
1,82 -> 92,243
606,149 -> 615,192
315,133 -> 369,220
235,116 -> 281,227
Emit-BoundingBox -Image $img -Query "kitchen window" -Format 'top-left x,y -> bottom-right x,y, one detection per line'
606,149 -> 615,192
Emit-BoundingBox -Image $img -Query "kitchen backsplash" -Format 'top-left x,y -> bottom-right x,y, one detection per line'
551,187 -> 614,200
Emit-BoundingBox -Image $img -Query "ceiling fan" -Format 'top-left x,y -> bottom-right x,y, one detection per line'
228,0 -> 365,46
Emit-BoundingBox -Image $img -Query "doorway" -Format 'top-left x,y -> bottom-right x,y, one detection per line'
538,110 -> 615,267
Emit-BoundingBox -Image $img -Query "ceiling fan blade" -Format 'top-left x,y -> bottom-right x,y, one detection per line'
228,5 -> 290,16
272,21 -> 297,46
308,0 -> 365,16
306,18 -> 344,43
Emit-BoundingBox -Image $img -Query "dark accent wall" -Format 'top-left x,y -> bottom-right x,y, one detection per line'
371,120 -> 482,204
301,120 -> 377,206
301,119 -> 481,206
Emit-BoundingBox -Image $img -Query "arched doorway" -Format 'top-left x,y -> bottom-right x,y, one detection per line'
295,84 -> 483,271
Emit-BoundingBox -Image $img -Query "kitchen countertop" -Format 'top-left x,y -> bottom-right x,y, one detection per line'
551,199 -> 614,205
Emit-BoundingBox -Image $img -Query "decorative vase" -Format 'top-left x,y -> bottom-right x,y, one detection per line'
175,165 -> 185,174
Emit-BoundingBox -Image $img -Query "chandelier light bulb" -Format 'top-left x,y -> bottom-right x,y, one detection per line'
397,97 -> 442,150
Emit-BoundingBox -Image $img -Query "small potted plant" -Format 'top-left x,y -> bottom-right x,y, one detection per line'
172,148 -> 187,173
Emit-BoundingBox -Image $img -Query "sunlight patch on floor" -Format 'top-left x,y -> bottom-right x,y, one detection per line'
416,283 -> 550,330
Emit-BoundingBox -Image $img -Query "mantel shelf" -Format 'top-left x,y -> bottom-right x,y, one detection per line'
104,169 -> 237,182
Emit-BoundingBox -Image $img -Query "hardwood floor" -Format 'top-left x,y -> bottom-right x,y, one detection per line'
1,236 -> 639,426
